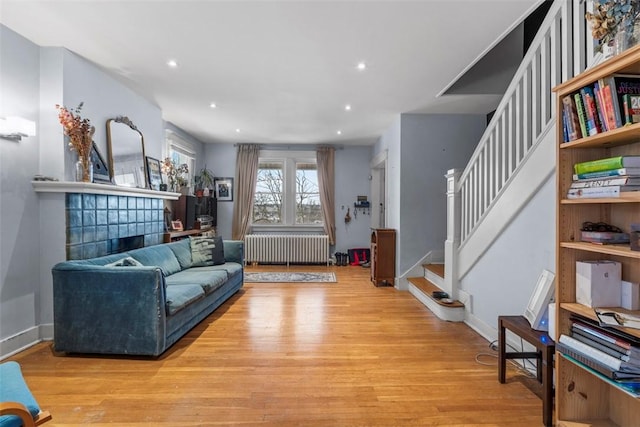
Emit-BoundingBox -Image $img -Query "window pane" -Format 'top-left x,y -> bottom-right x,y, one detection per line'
295,163 -> 322,224
253,162 -> 283,224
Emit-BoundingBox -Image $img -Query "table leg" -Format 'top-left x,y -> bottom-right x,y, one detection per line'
542,345 -> 554,427
498,319 -> 506,384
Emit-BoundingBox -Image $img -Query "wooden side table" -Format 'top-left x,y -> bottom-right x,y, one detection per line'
498,315 -> 555,427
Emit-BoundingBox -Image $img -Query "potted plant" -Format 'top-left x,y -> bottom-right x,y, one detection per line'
194,166 -> 215,197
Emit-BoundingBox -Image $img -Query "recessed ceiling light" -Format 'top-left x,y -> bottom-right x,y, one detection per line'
357,62 -> 366,71
235,128 -> 240,133
345,104 -> 351,111
337,130 -> 342,135
210,102 -> 217,108
167,59 -> 178,68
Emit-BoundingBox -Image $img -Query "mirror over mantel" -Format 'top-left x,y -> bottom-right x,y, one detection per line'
106,116 -> 147,189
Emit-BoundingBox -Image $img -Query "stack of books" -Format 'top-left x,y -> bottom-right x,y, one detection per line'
568,155 -> 640,199
562,74 -> 640,142
558,317 -> 640,395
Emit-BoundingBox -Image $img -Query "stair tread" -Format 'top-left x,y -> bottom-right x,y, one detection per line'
423,263 -> 444,279
407,277 -> 464,308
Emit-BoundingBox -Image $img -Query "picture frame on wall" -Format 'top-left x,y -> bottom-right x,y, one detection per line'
91,142 -> 112,184
214,177 -> 233,201
145,156 -> 163,191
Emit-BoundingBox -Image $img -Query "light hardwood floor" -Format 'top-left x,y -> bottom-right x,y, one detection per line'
7,265 -> 544,426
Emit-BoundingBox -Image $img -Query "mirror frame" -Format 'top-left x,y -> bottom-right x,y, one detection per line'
106,116 -> 148,189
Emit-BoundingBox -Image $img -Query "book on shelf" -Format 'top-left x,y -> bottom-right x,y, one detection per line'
573,167 -> 640,180
596,308 -> 640,331
606,74 -> 640,128
572,320 -> 635,353
600,78 -> 619,130
558,334 -> 640,372
572,328 -> 633,360
593,80 -> 610,131
580,230 -> 631,244
581,86 -> 602,135
574,92 -> 589,138
567,185 -> 640,199
557,342 -> 640,381
574,156 -> 640,175
562,95 -> 582,141
570,176 -> 640,188
622,93 -> 640,125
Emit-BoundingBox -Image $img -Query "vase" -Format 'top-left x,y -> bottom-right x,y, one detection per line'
75,156 -> 93,183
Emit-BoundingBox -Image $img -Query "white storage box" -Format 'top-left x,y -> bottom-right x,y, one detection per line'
621,280 -> 640,310
576,260 -> 621,308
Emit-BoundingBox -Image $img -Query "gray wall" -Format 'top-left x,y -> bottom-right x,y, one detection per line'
461,175 -> 556,333
0,25 -> 42,349
374,113 -> 485,276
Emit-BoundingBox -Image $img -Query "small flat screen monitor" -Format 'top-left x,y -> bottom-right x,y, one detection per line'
524,269 -> 555,331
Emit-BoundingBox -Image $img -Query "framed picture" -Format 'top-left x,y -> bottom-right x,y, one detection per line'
145,156 -> 163,191
91,142 -> 112,184
214,177 -> 233,201
171,220 -> 183,231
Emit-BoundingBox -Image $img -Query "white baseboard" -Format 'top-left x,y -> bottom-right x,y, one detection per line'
0,324 -> 54,360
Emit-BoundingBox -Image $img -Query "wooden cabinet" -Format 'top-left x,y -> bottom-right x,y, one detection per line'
370,228 -> 396,287
553,45 -> 640,426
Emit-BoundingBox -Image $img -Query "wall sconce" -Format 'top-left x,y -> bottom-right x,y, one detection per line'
0,116 -> 37,141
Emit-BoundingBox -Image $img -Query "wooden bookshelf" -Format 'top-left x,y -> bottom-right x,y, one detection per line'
554,46 -> 640,426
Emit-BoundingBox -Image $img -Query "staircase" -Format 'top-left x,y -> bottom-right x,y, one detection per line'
408,0 -> 593,323
408,264 -> 464,322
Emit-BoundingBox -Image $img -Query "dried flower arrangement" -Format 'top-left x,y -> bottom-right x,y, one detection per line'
586,0 -> 640,52
55,102 -> 96,181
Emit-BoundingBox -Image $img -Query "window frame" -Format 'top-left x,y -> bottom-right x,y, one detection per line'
251,150 -> 323,232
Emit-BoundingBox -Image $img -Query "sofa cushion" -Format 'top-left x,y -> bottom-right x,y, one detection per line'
105,256 -> 144,267
194,262 -> 243,279
167,239 -> 192,269
165,269 -> 228,294
165,284 -> 205,316
128,245 -> 182,276
190,236 -> 225,267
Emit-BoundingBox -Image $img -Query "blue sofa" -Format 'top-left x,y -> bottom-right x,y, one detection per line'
51,239 -> 244,356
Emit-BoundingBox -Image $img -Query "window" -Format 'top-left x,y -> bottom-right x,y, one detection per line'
252,151 -> 322,228
166,130 -> 196,187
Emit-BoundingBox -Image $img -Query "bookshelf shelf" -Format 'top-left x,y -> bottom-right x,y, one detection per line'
554,47 -> 640,426
560,242 -> 640,259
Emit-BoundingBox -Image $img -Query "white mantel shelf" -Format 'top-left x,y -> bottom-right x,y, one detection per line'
32,181 -> 181,200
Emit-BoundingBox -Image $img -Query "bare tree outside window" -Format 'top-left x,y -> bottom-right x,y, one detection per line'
253,162 -> 283,224
296,163 -> 322,224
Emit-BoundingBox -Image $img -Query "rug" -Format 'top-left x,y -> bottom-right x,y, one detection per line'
244,272 -> 337,283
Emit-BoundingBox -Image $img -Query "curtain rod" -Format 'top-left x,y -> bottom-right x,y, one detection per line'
232,143 -> 344,150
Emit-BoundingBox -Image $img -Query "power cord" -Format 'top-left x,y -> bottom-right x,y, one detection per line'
474,339 -> 536,379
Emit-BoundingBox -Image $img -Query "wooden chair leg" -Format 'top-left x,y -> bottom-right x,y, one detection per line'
0,401 -> 37,427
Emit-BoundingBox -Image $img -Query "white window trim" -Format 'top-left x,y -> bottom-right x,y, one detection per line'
252,149 -> 323,230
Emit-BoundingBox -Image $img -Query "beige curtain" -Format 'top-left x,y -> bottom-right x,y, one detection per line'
232,144 -> 260,240
316,146 -> 336,245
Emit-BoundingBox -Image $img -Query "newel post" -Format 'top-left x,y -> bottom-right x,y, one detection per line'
444,169 -> 461,301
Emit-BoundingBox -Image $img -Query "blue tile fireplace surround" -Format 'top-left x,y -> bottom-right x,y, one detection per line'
66,193 -> 165,260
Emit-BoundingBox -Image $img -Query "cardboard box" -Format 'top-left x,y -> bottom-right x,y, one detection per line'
576,260 -> 621,308
621,280 -> 640,310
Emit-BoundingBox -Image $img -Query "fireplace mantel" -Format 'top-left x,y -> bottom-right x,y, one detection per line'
32,181 -> 180,200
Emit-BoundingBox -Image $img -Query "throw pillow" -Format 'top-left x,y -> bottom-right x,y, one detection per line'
105,256 -> 144,267
190,236 -> 225,267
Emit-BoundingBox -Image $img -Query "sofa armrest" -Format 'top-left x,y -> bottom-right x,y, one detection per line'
52,265 -> 167,356
223,240 -> 244,265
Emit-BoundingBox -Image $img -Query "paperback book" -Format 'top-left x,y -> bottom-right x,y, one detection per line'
573,167 -> 640,180
574,156 -> 640,175
570,176 -> 640,188
567,185 -> 640,199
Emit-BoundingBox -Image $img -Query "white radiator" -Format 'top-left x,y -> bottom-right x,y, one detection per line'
244,234 -> 329,265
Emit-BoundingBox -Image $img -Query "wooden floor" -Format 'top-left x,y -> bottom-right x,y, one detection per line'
7,265 -> 543,426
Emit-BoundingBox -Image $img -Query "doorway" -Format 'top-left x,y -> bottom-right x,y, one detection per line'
370,150 -> 387,229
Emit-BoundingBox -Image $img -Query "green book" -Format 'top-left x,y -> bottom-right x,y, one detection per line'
574,156 -> 640,175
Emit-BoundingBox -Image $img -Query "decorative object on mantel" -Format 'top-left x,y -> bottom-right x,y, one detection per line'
586,0 -> 640,58
161,157 -> 189,193
55,102 -> 95,182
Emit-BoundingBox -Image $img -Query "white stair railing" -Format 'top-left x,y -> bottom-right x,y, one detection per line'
444,0 -> 590,295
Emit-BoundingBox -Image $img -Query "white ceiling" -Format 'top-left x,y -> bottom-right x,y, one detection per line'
1,0 -> 539,145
